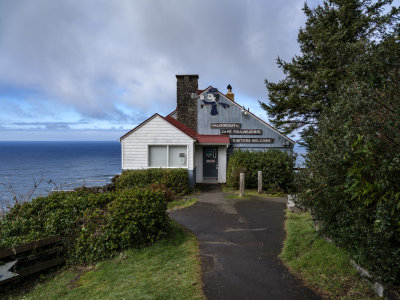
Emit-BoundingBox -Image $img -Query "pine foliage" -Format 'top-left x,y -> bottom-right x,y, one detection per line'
263,0 -> 400,284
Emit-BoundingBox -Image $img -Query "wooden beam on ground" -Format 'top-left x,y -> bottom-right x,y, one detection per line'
16,246 -> 63,265
0,235 -> 60,260
0,257 -> 65,286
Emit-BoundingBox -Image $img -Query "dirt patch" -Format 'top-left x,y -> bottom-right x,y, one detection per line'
67,265 -> 98,289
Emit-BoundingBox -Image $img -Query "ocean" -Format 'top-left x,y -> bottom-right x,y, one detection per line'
294,144 -> 307,167
0,141 -> 121,204
0,141 -> 306,205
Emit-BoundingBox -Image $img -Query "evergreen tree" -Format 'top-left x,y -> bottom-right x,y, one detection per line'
260,0 -> 399,146
275,1 -> 400,284
296,31 -> 400,283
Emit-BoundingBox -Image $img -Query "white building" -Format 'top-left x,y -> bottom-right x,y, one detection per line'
120,75 -> 294,186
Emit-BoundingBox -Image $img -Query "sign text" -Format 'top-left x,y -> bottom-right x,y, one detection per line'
210,123 -> 241,129
220,129 -> 262,135
230,138 -> 274,144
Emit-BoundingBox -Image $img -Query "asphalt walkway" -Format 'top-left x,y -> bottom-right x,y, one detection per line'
169,184 -> 321,300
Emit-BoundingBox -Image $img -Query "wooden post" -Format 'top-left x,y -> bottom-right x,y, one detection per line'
239,173 -> 245,197
258,171 -> 262,193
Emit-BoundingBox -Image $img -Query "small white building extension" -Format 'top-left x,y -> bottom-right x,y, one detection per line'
120,113 -> 195,174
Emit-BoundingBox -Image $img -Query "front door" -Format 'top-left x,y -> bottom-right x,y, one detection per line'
203,147 -> 218,178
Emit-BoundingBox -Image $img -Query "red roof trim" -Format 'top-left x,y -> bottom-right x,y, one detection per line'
164,115 -> 197,139
163,116 -> 230,144
120,113 -> 197,142
197,135 -> 230,144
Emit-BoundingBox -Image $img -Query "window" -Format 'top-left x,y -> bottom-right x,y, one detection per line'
149,146 -> 167,167
169,146 -> 187,167
148,145 -> 187,168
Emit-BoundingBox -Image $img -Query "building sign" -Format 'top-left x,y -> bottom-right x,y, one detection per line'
231,138 -> 274,144
220,129 -> 262,135
210,123 -> 241,129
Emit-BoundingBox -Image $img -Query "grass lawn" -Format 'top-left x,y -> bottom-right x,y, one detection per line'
224,194 -> 250,199
167,197 -> 198,210
12,221 -> 204,300
280,211 -> 378,299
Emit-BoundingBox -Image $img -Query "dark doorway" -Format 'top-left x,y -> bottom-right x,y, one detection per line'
203,147 -> 218,179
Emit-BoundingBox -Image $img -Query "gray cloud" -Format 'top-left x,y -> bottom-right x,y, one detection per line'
0,129 -> 126,141
10,121 -> 88,130
0,0 -> 310,124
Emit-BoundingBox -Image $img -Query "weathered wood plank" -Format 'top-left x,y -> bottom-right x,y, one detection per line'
18,256 -> 65,278
0,256 -> 64,286
16,246 -> 63,265
0,236 -> 60,260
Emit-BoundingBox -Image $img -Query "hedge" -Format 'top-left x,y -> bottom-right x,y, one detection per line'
70,188 -> 168,263
0,188 -> 169,264
114,168 -> 189,195
226,150 -> 295,192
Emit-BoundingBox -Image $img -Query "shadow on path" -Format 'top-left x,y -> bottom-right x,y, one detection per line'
169,184 -> 321,300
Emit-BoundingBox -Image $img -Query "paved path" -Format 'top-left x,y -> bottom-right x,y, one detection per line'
169,185 -> 321,300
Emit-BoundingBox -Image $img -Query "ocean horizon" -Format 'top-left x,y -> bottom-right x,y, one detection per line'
0,141 -> 121,205
0,141 -> 306,205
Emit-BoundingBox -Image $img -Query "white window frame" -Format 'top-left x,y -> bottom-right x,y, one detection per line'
147,144 -> 188,168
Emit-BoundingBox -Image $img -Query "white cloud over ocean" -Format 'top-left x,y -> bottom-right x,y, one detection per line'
0,0 -> 319,140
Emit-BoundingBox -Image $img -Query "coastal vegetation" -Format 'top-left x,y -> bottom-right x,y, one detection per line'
114,168 -> 190,195
10,222 -> 203,300
167,197 -> 198,210
1,168 -> 202,298
0,188 -> 170,264
263,0 -> 400,286
226,149 -> 295,193
281,211 -> 378,299
0,168 -> 192,264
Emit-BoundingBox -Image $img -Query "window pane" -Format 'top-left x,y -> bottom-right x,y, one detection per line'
149,146 -> 167,167
169,146 -> 187,167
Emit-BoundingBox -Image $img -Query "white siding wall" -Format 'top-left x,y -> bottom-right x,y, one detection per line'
122,115 -> 194,170
218,146 -> 227,183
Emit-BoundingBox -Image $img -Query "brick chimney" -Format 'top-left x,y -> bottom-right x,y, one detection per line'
176,74 -> 198,132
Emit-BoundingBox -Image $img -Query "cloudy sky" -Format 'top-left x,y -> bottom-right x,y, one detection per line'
0,0 -> 323,141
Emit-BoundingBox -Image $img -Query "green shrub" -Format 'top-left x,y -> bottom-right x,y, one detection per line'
115,168 -> 189,195
0,188 -> 169,265
0,190 -> 95,249
70,189 -> 168,263
226,150 -> 295,192
295,48 -> 400,284
296,131 -> 400,284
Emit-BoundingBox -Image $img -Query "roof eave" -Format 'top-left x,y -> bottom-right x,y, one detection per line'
197,143 -> 230,145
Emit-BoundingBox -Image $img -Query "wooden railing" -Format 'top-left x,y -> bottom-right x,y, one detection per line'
0,235 -> 64,287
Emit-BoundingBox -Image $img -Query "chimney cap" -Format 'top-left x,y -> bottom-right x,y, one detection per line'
176,74 -> 199,79
225,84 -> 234,101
